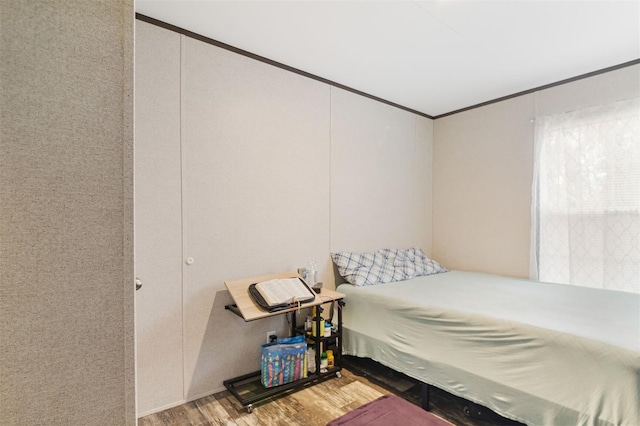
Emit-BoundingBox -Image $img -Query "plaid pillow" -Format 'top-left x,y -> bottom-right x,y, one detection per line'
404,248 -> 448,276
351,256 -> 397,286
332,248 -> 447,286
378,248 -> 416,280
331,251 -> 377,271
332,251 -> 397,286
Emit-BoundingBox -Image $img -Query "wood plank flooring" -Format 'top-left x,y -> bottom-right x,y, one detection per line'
139,369 -> 389,426
139,358 -> 525,426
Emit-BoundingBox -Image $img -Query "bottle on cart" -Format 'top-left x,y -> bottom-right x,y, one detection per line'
320,352 -> 328,372
326,350 -> 334,368
306,261 -> 317,286
311,306 -> 324,337
305,315 -> 312,336
307,347 -> 316,374
324,322 -> 331,337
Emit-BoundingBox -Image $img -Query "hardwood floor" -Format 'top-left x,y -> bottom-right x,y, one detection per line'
139,358 -> 525,426
139,368 -> 391,426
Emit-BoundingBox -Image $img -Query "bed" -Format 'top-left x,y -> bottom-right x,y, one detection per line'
333,252 -> 640,426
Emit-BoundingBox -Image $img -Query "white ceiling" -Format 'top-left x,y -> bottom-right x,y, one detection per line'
136,0 -> 640,117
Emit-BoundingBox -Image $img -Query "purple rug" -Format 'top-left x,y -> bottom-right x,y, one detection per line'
327,394 -> 453,426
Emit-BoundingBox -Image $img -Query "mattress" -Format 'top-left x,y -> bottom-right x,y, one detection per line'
337,271 -> 640,426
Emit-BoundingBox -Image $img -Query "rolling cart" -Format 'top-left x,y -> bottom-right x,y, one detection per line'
223,272 -> 345,413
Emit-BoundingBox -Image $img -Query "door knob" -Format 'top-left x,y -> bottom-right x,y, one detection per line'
135,277 -> 143,291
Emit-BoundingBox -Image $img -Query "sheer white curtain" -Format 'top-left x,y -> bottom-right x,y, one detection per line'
531,98 -> 640,293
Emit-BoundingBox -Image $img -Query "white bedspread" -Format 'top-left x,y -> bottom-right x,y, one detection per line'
337,271 -> 640,426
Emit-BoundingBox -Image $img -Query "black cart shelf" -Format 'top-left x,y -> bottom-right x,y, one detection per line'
223,272 -> 345,413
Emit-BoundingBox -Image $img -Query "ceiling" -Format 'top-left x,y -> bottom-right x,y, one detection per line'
135,1 -> 640,118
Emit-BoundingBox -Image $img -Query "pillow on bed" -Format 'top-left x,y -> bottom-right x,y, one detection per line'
377,248 -> 417,279
332,248 -> 447,286
331,251 -> 401,286
403,247 -> 448,276
349,258 -> 398,286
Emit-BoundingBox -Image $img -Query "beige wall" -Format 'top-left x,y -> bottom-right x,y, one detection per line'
433,96 -> 534,277
0,1 -> 135,425
180,34 -> 332,401
330,87 -> 433,255
433,64 -> 640,278
135,21 -> 433,414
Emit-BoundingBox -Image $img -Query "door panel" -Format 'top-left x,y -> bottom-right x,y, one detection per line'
180,36 -> 331,398
134,21 -> 184,415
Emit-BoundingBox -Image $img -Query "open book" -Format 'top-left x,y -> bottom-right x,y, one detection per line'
249,277 -> 315,311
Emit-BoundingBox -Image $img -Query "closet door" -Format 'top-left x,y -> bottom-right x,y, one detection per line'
134,21 -> 184,415
180,36 -> 331,399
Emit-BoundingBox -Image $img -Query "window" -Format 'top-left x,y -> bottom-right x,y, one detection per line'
531,98 -> 640,293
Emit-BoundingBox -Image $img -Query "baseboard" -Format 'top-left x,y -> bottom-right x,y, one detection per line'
184,385 -> 227,405
137,399 -> 186,418
136,385 -> 227,418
